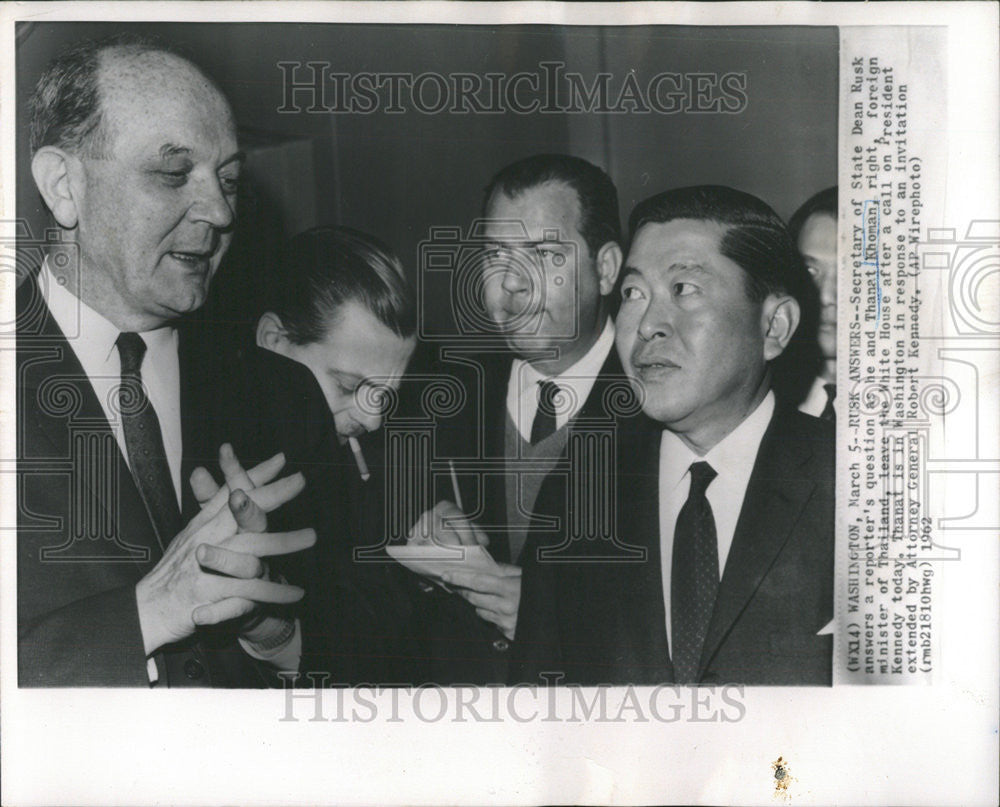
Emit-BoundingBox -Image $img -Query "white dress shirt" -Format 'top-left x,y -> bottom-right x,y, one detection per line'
41,259 -> 300,680
41,260 -> 183,506
658,391 -> 775,650
799,375 -> 833,418
506,317 -> 616,441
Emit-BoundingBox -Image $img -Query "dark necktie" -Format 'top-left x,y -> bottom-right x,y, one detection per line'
530,379 -> 561,445
820,383 -> 837,422
671,461 -> 719,684
117,332 -> 181,552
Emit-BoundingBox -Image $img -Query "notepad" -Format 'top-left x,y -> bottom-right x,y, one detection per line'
387,544 -> 498,585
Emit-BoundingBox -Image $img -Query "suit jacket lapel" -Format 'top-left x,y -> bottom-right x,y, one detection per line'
570,345 -> 632,425
616,413 -> 673,678
177,320 -> 211,520
482,354 -> 513,564
18,281 -> 162,566
699,409 -> 816,674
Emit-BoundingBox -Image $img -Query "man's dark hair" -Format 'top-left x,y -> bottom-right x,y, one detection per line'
29,34 -> 180,157
483,154 -> 621,257
788,186 -> 838,246
269,226 -> 416,345
628,184 -> 820,404
628,184 -> 809,304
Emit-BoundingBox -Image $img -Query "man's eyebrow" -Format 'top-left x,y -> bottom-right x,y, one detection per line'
157,144 -> 191,160
328,367 -> 364,383
221,151 -> 246,169
668,260 -> 711,276
484,238 -> 562,249
154,145 -> 245,169
621,261 -> 711,280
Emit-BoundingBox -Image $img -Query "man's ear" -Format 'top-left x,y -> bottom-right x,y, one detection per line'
595,241 -> 623,296
761,294 -> 801,361
31,147 -> 82,230
256,312 -> 290,354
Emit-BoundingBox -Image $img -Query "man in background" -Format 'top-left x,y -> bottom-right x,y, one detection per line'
408,153 -> 627,683
788,186 -> 838,419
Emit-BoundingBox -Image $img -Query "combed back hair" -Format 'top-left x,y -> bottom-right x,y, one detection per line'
628,184 -> 808,304
788,186 -> 838,246
483,154 -> 621,256
628,185 -> 821,403
28,34 -> 175,157
270,226 -> 416,345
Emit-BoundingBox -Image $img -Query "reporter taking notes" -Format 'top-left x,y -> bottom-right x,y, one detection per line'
215,226 -> 423,683
404,154 -> 629,684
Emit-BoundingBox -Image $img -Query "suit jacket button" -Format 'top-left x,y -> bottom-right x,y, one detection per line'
492,638 -> 510,653
183,659 -> 205,680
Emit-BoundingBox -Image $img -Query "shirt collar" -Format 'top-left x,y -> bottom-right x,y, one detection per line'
41,256 -> 120,364
660,391 -> 776,492
514,316 -> 615,392
40,256 -> 178,362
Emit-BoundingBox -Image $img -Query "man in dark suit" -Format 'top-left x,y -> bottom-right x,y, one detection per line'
17,37 -> 314,686
405,154 -> 633,683
515,185 -> 834,686
789,186 -> 838,420
223,226 -> 427,684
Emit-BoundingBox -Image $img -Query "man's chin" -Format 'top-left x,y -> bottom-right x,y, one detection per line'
504,332 -> 551,357
634,387 -> 693,427
162,291 -> 208,317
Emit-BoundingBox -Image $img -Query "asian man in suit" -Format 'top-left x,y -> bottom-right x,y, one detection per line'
17,36 -> 314,686
515,185 -> 834,686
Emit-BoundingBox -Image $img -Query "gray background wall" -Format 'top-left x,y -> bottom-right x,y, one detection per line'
16,22 -> 837,341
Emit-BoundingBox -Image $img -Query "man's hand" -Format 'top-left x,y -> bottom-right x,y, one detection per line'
442,564 -> 522,640
135,447 -> 315,655
191,445 -> 301,649
406,500 -> 489,547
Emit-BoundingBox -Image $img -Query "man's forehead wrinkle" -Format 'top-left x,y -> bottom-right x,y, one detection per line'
488,180 -> 583,242
669,260 -> 711,275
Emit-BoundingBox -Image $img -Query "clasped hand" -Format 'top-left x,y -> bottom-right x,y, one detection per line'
136,445 -> 315,655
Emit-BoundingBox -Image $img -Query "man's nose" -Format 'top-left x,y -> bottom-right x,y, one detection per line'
187,175 -> 235,230
500,263 -> 531,296
819,269 -> 837,307
353,408 -> 383,434
636,298 -> 675,341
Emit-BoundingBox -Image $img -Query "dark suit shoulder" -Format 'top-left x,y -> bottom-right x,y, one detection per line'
766,406 -> 835,474
212,346 -> 334,455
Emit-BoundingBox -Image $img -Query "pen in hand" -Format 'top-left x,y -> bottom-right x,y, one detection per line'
449,459 -> 463,511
